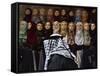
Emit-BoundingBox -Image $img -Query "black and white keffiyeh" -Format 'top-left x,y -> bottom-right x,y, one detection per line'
43,34 -> 76,70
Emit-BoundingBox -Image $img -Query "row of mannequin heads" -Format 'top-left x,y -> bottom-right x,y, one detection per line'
19,20 -> 96,46
20,20 -> 96,36
24,7 -> 94,18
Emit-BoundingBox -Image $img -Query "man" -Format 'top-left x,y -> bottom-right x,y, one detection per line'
43,21 -> 77,71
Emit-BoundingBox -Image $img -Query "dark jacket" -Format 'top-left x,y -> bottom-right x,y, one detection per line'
18,47 -> 34,72
47,54 -> 78,71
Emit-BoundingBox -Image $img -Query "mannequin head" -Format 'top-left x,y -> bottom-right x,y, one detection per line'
39,8 -> 45,16
27,22 -> 32,29
76,22 -> 83,31
83,22 -> 89,31
24,8 -> 32,15
36,22 -> 43,31
54,10 -> 60,16
52,21 -> 60,33
68,22 -> 75,32
61,9 -> 66,16
75,9 -> 81,17
82,10 -> 88,22
20,21 -> 27,33
60,21 -> 67,30
47,8 -> 53,16
45,22 -> 51,30
69,10 -> 74,16
32,8 -> 38,16
91,23 -> 96,31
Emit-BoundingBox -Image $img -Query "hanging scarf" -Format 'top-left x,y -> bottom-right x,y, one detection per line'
83,31 -> 91,46
75,30 -> 84,45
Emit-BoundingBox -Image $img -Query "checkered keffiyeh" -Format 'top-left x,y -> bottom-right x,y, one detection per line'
43,34 -> 76,70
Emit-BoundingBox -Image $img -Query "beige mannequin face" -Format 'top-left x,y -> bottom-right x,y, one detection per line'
83,23 -> 89,31
69,11 -> 74,16
25,9 -> 31,15
53,21 -> 60,33
91,23 -> 96,31
32,8 -> 38,15
54,10 -> 60,16
20,21 -> 27,31
68,22 -> 75,31
45,22 -> 51,30
61,21 -> 67,30
75,9 -> 81,17
28,22 -> 32,29
39,8 -> 45,15
82,10 -> 88,18
76,22 -> 83,31
47,9 -> 53,16
92,9 -> 96,14
61,9 -> 66,16
37,23 -> 43,31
